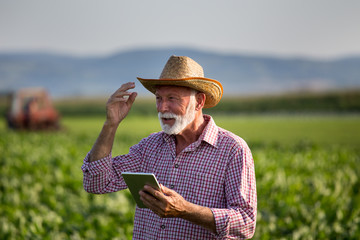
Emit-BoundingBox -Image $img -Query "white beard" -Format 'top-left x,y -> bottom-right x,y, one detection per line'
158,96 -> 196,135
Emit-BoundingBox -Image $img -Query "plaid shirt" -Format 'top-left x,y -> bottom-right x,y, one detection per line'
82,115 -> 257,239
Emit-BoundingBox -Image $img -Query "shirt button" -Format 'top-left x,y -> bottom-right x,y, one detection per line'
161,225 -> 166,229
174,164 -> 179,168
170,184 -> 175,189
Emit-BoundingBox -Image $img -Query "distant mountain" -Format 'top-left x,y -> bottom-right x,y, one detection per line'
1,48 -> 360,98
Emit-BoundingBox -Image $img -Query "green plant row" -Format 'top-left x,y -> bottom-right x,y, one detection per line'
49,90 -> 360,117
0,116 -> 359,239
205,90 -> 360,115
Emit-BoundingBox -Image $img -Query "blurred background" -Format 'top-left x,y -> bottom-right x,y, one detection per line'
1,0 -> 360,98
1,0 -> 359,239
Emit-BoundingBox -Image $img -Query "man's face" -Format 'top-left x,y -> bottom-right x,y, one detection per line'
155,86 -> 196,135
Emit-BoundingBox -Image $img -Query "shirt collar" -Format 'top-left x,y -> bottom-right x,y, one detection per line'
200,114 -> 219,148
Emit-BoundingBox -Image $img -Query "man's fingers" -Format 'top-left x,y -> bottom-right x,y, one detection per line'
140,191 -> 158,205
142,185 -> 160,197
140,185 -> 166,204
160,184 -> 176,196
117,82 -> 136,93
139,190 -> 164,210
111,90 -> 131,99
140,185 -> 186,218
108,91 -> 136,104
128,92 -> 137,104
109,82 -> 137,103
142,200 -> 164,217
141,185 -> 171,207
114,92 -> 131,101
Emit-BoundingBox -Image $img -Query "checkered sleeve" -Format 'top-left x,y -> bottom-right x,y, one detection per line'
81,140 -> 145,194
211,141 -> 257,239
81,152 -> 116,194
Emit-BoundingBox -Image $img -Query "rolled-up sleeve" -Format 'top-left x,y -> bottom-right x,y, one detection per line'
81,153 -> 118,194
82,140 -> 144,194
211,142 -> 257,239
82,152 -> 112,176
211,206 -> 256,239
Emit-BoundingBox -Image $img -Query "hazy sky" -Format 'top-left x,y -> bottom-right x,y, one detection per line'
1,0 -> 360,59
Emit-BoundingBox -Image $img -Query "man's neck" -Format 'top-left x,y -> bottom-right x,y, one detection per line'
175,113 -> 206,155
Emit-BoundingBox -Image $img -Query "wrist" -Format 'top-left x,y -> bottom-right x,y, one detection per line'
181,202 -> 216,233
180,201 -> 196,219
104,119 -> 120,130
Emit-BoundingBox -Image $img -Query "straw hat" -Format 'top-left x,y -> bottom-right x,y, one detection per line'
137,55 -> 223,108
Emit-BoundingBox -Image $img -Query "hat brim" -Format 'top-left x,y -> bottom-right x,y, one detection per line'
137,77 -> 223,108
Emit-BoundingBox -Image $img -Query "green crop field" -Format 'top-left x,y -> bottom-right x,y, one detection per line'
1,114 -> 360,239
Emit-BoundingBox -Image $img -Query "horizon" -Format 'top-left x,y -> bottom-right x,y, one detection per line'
1,47 -> 360,98
2,46 -> 360,61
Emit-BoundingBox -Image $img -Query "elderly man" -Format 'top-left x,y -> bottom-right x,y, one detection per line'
82,56 -> 257,239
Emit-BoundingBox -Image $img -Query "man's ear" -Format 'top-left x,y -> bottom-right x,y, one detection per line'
195,92 -> 206,111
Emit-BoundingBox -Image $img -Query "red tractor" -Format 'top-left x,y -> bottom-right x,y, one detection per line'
6,88 -> 60,130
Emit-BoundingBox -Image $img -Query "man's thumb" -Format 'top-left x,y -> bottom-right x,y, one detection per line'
128,92 -> 137,104
160,184 -> 174,195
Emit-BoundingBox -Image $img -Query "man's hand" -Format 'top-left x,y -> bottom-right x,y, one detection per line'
88,82 -> 137,162
106,82 -> 137,127
139,184 -> 217,233
139,184 -> 188,218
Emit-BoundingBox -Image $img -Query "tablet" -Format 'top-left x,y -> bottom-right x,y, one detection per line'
121,172 -> 162,208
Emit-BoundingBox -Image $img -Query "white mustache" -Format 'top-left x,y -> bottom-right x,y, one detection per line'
158,112 -> 179,120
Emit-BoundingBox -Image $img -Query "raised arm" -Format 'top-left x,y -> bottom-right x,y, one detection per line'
88,82 -> 137,162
